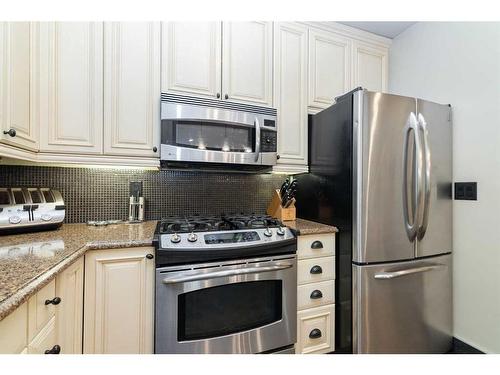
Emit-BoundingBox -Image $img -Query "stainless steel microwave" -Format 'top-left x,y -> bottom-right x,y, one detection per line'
160,94 -> 277,172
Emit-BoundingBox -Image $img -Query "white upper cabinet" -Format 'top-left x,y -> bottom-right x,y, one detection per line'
222,22 -> 273,106
352,41 -> 388,92
104,22 -> 160,157
308,28 -> 351,110
38,22 -> 103,154
162,22 -> 221,99
0,22 -> 39,151
274,22 -> 308,171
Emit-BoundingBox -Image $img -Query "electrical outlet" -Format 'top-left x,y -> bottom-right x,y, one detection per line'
454,182 -> 477,200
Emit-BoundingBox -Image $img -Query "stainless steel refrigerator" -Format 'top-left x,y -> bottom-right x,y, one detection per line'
296,88 -> 453,353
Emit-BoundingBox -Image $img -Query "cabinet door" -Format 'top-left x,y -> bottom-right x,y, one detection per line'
39,22 -> 103,154
274,22 -> 308,170
0,302 -> 28,354
308,28 -> 351,110
55,257 -> 84,354
83,247 -> 154,354
0,22 -> 39,151
222,21 -> 273,106
27,316 -> 57,354
352,41 -> 388,92
104,22 -> 160,157
162,22 -> 221,99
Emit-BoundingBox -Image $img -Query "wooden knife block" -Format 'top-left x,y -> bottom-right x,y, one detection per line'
266,189 -> 296,221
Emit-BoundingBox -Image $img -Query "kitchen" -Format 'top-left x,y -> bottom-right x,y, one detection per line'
0,0 -> 499,372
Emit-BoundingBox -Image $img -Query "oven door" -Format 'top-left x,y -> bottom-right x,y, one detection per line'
155,255 -> 297,354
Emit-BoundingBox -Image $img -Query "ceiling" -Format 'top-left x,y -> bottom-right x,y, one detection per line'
337,22 -> 417,39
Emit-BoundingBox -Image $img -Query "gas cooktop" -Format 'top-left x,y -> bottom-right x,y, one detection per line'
154,214 -> 297,266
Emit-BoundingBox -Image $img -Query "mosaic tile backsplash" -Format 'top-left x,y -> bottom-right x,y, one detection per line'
0,165 -> 286,223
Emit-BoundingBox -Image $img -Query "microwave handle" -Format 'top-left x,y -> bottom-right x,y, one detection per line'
254,118 -> 260,162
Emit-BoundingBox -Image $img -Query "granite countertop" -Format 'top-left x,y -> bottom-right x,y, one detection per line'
0,221 -> 157,322
283,218 -> 338,235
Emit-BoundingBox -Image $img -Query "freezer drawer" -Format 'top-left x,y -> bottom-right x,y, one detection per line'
353,253 -> 452,353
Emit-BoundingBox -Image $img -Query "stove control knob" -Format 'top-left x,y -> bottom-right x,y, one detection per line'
187,233 -> 198,242
170,233 -> 181,244
264,228 -> 273,237
276,227 -> 285,236
41,214 -> 53,222
9,216 -> 21,224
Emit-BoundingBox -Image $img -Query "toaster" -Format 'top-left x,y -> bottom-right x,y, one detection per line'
0,188 -> 65,234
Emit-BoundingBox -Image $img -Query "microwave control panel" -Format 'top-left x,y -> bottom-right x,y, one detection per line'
261,129 -> 277,153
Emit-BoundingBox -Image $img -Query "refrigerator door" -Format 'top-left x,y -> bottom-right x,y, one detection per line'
353,253 -> 452,353
415,99 -> 453,258
353,91 -> 418,263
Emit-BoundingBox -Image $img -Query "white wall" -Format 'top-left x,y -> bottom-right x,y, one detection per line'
389,22 -> 500,353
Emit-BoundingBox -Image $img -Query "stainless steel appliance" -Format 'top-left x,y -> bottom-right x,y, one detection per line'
154,214 -> 297,354
0,188 -> 65,234
160,94 -> 277,172
296,88 -> 453,353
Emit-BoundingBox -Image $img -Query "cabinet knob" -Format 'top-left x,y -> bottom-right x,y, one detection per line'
3,129 -> 16,137
216,93 -> 221,99
311,240 -> 323,249
224,94 -> 229,100
146,253 -> 154,259
310,265 -> 323,275
45,297 -> 61,305
309,329 -> 322,339
276,154 -> 280,160
44,345 -> 61,354
310,290 -> 323,299
152,146 -> 158,153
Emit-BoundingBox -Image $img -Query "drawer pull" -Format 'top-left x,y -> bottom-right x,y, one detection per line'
311,240 -> 323,249
309,329 -> 322,339
45,297 -> 61,305
44,345 -> 61,354
310,265 -> 323,274
310,290 -> 323,299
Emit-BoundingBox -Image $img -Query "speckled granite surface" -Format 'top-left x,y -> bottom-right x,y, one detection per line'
283,218 -> 338,235
0,221 -> 157,322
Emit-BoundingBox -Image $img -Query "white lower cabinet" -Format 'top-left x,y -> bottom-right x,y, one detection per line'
0,302 -> 28,354
55,256 -> 84,354
297,304 -> 335,354
295,232 -> 336,354
83,247 -> 155,354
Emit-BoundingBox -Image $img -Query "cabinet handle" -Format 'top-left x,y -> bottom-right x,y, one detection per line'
3,129 -> 16,137
44,345 -> 61,354
310,265 -> 323,275
216,93 -> 221,99
146,253 -> 154,259
276,154 -> 280,160
309,329 -> 322,339
45,297 -> 61,305
152,146 -> 158,153
224,94 -> 229,100
311,240 -> 323,249
310,290 -> 323,299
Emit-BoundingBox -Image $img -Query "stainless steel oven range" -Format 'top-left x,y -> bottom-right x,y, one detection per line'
153,214 -> 297,354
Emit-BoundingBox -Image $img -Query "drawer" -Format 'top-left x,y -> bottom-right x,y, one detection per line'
28,279 -> 57,341
298,280 -> 335,310
298,256 -> 335,285
296,304 -> 335,354
28,316 -> 59,354
297,233 -> 335,259
0,302 -> 28,354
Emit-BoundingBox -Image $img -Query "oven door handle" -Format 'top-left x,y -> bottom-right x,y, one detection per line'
162,262 -> 293,284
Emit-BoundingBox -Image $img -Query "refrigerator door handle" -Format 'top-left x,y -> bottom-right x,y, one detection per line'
374,264 -> 445,279
417,113 -> 431,240
402,112 -> 422,242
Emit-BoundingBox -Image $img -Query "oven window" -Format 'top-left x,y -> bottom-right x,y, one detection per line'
170,120 -> 255,153
178,280 -> 282,341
